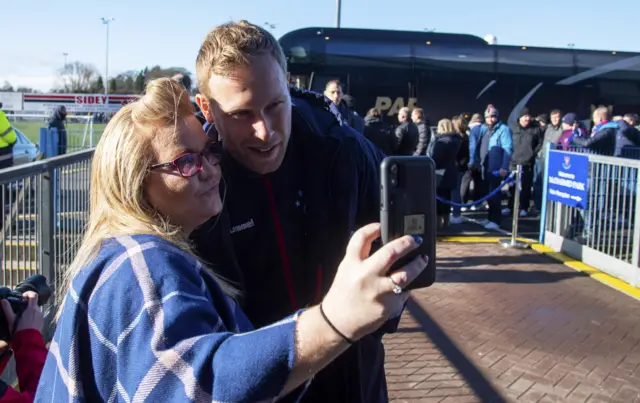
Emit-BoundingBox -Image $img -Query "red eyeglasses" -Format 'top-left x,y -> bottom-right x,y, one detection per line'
150,141 -> 222,178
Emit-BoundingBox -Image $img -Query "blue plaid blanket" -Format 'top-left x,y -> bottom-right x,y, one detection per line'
35,234 -> 306,402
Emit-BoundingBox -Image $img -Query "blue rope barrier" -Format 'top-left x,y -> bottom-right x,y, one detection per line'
436,172 -> 516,208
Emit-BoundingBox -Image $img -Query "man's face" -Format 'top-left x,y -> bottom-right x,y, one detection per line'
485,115 -> 498,126
411,111 -> 420,123
196,55 -> 292,175
624,116 -> 637,127
592,111 -> 601,125
562,122 -> 572,131
519,115 -> 531,127
550,113 -> 561,126
324,83 -> 342,105
398,110 -> 408,123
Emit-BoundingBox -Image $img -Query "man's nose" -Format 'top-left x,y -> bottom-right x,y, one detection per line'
253,118 -> 272,142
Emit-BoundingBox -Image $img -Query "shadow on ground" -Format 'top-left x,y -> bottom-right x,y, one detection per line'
403,298 -> 507,402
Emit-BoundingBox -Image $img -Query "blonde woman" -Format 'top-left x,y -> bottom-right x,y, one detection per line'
426,119 -> 463,230
36,79 -> 428,402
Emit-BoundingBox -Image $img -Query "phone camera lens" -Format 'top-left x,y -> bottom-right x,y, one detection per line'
390,164 -> 398,174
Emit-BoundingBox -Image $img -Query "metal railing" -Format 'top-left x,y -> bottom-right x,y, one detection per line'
541,145 -> 640,288
0,150 -> 94,293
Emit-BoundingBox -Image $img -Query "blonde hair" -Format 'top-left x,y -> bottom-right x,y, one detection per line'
436,118 -> 454,134
196,20 -> 287,99
56,77 -> 228,319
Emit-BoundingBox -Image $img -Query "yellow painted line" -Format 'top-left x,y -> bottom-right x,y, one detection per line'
438,235 -> 640,300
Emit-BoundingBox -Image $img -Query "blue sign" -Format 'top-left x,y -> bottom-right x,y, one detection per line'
547,152 -> 589,209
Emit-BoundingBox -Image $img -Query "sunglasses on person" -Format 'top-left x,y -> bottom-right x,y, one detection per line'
150,141 -> 223,178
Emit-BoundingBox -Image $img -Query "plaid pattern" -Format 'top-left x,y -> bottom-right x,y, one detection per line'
35,234 -> 305,402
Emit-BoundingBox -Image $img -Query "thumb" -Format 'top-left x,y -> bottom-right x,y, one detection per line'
345,223 -> 381,262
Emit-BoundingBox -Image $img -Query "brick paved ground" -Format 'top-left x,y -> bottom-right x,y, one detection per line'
384,242 -> 640,402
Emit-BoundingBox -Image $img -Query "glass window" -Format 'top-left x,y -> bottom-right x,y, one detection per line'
413,43 -> 495,73
498,47 -> 574,77
324,40 -> 412,69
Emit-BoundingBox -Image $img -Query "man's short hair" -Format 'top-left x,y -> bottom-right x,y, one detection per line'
624,112 -> 639,123
412,108 -> 424,119
550,109 -> 562,116
399,107 -> 411,116
325,79 -> 341,90
196,20 -> 287,99
172,73 -> 192,91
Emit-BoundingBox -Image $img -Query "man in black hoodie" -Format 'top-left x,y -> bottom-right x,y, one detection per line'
508,108 -> 543,216
48,105 -> 67,155
191,21 -> 399,403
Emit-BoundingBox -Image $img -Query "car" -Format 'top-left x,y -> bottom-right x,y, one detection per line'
11,126 -> 40,166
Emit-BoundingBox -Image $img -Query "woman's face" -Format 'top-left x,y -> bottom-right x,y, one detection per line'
146,115 -> 222,233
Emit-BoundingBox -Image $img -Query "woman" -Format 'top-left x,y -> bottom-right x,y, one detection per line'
426,119 -> 462,230
450,115 -> 470,224
36,78 -> 427,402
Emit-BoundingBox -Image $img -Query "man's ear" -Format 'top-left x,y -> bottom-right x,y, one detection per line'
195,94 -> 214,124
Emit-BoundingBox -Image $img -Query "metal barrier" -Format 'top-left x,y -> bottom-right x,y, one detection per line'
0,149 -> 94,293
541,144 -> 640,287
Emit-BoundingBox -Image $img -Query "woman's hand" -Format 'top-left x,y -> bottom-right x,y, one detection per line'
321,223 -> 428,342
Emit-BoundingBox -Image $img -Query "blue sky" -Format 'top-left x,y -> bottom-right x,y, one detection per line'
2,0 -> 639,92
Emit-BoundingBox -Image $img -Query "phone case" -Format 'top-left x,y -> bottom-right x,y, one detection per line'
380,156 -> 437,290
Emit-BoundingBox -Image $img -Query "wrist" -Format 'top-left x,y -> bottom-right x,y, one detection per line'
319,295 -> 360,342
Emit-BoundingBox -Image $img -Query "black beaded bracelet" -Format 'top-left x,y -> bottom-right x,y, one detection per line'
319,303 -> 355,345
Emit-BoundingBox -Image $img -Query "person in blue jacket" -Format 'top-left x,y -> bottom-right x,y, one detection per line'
468,105 -> 513,230
191,21 -> 405,402
36,78 -> 427,403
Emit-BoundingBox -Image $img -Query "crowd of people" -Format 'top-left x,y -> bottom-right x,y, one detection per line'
355,99 -> 640,231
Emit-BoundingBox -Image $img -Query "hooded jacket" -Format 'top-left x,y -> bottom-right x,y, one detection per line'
191,88 -> 395,403
47,106 -> 67,154
509,121 -> 543,168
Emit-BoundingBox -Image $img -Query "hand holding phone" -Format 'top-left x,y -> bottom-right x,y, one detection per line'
380,156 -> 437,291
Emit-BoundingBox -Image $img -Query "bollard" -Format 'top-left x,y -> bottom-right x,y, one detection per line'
499,165 -> 530,249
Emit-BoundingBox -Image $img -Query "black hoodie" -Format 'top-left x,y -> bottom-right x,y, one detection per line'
48,105 -> 68,154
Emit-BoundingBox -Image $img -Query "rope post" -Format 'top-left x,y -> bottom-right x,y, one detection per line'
499,164 -> 530,249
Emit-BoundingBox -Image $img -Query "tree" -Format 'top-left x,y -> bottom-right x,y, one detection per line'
91,76 -> 105,93
57,61 -> 100,93
16,87 -> 38,93
134,70 -> 145,93
1,81 -> 14,92
109,78 -> 117,93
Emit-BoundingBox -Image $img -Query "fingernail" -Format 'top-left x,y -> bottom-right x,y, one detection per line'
421,254 -> 429,263
412,235 -> 423,244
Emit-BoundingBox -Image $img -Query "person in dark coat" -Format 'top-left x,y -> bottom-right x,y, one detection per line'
508,108 -> 543,216
363,108 -> 395,156
394,107 -> 419,155
323,80 -> 365,135
411,107 -> 431,155
48,105 -> 67,155
191,20 -> 408,403
427,119 -> 462,230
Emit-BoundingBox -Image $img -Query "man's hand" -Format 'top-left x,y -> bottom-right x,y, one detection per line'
499,168 -> 508,177
0,291 -> 43,335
